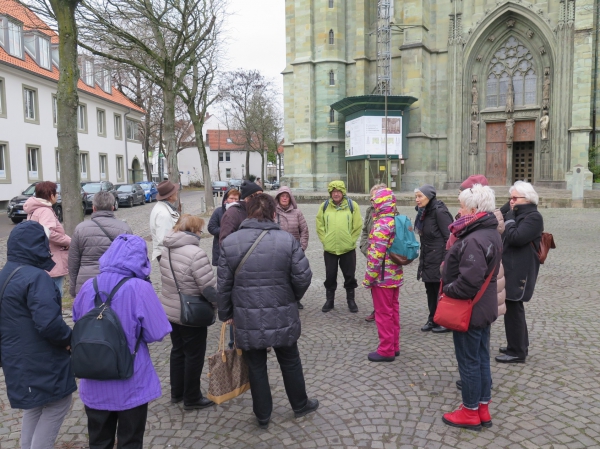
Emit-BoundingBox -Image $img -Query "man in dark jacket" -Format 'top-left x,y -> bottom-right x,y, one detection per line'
68,191 -> 133,296
414,184 -> 454,332
207,187 -> 240,266
0,221 -> 76,448
217,193 -> 318,429
218,181 -> 263,246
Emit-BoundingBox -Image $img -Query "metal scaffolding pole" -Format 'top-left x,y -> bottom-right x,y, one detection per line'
376,0 -> 392,185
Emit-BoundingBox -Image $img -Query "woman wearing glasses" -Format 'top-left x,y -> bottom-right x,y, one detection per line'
496,181 -> 543,364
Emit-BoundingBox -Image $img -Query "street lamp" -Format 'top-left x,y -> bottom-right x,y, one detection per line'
241,164 -> 245,179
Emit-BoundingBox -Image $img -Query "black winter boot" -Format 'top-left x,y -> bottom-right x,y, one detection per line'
322,290 -> 335,312
346,289 -> 358,313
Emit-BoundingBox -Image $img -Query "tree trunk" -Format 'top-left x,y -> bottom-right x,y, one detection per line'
163,76 -> 178,182
261,150 -> 265,184
143,96 -> 153,181
188,107 -> 214,212
53,0 -> 82,236
245,150 -> 250,178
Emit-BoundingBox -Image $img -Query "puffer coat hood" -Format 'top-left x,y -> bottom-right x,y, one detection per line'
328,180 -> 347,196
99,234 -> 151,279
217,219 -> 312,350
275,187 -> 309,251
23,196 -> 71,277
363,189 -> 403,288
441,213 -> 502,329
1,221 -> 76,409
159,230 -> 217,325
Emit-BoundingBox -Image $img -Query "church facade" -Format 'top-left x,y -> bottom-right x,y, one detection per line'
283,0 -> 599,191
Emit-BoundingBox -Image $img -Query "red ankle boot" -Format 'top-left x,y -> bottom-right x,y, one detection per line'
442,404 -> 482,431
478,402 -> 492,428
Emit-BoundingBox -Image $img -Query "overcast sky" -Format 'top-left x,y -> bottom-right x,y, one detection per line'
220,0 -> 286,105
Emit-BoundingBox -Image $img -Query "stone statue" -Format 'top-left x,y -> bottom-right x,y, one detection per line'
471,116 -> 480,143
540,112 -> 550,140
542,72 -> 550,110
506,118 -> 515,144
471,77 -> 479,115
505,81 -> 514,113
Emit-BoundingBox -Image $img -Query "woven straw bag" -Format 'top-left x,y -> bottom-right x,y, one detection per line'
207,323 -> 250,404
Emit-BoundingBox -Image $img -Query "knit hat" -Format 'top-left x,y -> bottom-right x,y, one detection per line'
460,175 -> 489,191
417,184 -> 436,200
240,181 -> 263,200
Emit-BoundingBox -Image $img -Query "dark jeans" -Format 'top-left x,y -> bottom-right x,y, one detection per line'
424,281 -> 440,324
85,403 -> 148,449
243,342 -> 308,421
323,250 -> 358,291
170,323 -> 208,405
504,300 -> 529,359
453,326 -> 492,409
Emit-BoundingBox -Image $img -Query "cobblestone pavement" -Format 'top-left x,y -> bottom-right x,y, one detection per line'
1,192 -> 600,449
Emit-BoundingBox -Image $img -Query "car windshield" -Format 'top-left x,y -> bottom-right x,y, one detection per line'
23,185 -> 36,195
213,182 -> 228,186
82,183 -> 102,193
138,183 -> 151,189
117,185 -> 133,192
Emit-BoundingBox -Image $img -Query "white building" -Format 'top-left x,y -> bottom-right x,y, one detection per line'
0,0 -> 145,205
177,114 -> 265,186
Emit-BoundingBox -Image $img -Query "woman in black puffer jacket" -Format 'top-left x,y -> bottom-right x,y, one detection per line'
217,193 -> 318,429
496,181 -> 543,364
414,184 -> 454,333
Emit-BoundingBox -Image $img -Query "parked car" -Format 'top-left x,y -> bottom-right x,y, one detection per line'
136,181 -> 158,203
270,180 -> 280,191
212,181 -> 229,196
6,182 -> 86,224
228,178 -> 243,189
81,181 -> 119,212
115,184 -> 146,207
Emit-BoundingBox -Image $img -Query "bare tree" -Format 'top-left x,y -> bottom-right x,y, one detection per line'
219,70 -> 281,182
77,0 -> 217,184
22,0 -> 83,234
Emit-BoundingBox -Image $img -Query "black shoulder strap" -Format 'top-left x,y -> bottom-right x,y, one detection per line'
92,218 -> 114,242
0,266 -> 24,308
235,230 -> 268,277
322,199 -> 329,213
93,276 -> 132,307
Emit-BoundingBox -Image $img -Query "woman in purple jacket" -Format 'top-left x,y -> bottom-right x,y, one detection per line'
73,234 -> 171,449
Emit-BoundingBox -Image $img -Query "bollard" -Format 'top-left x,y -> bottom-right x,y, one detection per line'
571,164 -> 584,208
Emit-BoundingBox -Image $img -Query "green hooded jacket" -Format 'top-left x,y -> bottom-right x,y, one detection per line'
316,181 -> 363,255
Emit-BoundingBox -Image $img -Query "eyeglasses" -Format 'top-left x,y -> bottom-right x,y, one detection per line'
509,196 -> 526,202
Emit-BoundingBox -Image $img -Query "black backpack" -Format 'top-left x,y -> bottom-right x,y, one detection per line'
71,277 -> 142,380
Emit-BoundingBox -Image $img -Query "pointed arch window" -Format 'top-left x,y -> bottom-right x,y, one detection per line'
329,30 -> 334,45
329,70 -> 335,86
329,108 -> 335,123
486,36 -> 537,108
328,0 -> 334,7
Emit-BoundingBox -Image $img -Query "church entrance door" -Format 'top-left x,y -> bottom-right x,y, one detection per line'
485,122 -> 507,185
512,120 -> 536,183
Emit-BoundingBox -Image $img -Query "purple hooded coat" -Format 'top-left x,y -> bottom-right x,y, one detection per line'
73,234 -> 171,411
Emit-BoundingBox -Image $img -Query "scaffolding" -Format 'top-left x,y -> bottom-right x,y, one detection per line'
376,0 -> 392,96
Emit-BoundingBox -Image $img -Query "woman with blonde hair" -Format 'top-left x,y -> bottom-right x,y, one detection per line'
159,214 -> 217,410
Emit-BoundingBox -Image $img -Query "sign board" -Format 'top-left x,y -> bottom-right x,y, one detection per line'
345,116 -> 402,158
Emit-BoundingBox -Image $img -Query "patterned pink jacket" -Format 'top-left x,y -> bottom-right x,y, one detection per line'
363,188 -> 404,289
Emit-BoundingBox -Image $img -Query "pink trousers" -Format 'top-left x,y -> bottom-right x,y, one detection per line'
372,286 -> 400,357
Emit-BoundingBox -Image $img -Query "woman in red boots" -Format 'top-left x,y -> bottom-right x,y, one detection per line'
440,184 -> 502,430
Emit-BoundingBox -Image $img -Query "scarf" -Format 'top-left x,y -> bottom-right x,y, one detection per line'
414,207 -> 426,235
448,212 -> 488,237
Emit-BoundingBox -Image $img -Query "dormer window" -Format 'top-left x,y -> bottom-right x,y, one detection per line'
51,43 -> 59,67
80,57 -> 95,86
24,32 -> 51,70
95,66 -> 112,93
7,20 -> 23,58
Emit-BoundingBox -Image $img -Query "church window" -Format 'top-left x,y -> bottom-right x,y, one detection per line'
329,0 -> 333,7
485,36 -> 537,108
329,30 -> 334,45
329,70 -> 335,85
329,108 -> 335,123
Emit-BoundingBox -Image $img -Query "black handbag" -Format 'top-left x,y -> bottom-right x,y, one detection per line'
168,248 -> 216,327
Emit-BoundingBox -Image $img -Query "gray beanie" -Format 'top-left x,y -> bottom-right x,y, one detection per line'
418,184 -> 436,200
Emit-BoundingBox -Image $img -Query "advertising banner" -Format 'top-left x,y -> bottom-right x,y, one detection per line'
345,116 -> 402,158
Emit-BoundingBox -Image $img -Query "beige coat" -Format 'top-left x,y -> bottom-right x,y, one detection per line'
275,186 -> 309,251
494,209 -> 506,316
23,197 -> 71,278
150,201 -> 180,260
159,230 -> 216,325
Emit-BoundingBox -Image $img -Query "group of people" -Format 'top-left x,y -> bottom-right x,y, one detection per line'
0,175 -> 544,447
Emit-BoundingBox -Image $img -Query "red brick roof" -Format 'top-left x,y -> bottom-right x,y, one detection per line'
206,129 -> 247,151
0,0 -> 144,114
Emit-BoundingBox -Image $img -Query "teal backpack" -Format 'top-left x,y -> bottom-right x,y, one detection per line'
388,215 -> 420,265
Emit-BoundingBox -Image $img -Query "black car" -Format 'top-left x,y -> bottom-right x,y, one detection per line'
82,181 -> 119,212
6,182 -> 87,224
212,181 -> 229,196
270,180 -> 280,190
115,184 -> 146,207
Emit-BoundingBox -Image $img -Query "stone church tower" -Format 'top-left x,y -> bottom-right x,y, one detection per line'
283,0 -> 599,191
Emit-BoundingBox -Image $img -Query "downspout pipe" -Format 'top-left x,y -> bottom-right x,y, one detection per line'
124,108 -> 131,182
592,0 -> 599,149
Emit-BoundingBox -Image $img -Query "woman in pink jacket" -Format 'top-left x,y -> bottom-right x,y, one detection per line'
363,188 -> 404,362
24,181 -> 71,295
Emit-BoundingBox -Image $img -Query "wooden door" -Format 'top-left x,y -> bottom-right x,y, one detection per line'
513,141 -> 535,183
513,120 -> 536,142
486,122 -> 507,185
